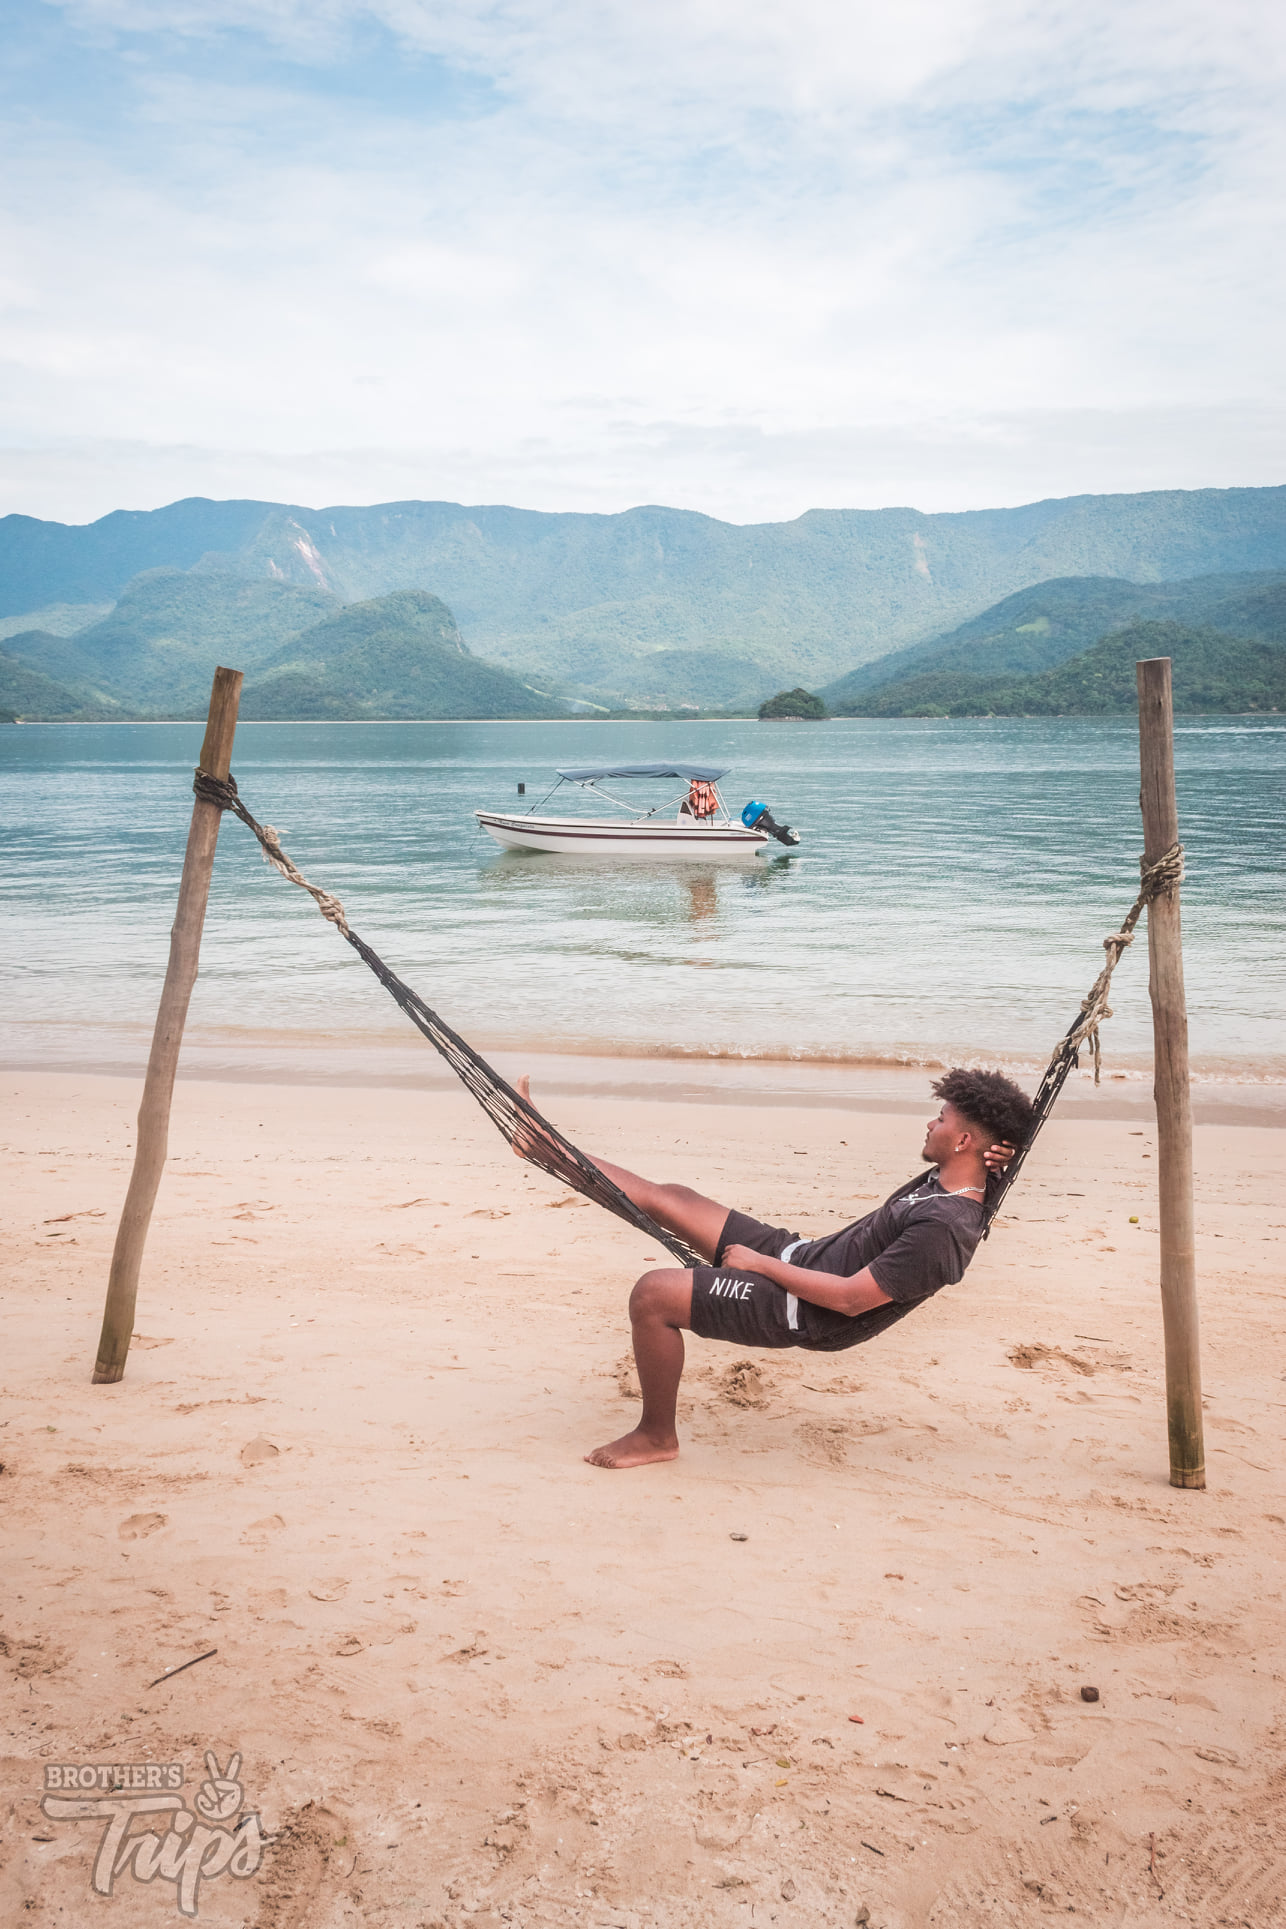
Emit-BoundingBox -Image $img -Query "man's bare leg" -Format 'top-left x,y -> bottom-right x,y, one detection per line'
585,1269 -> 693,1469
514,1076 -> 730,1261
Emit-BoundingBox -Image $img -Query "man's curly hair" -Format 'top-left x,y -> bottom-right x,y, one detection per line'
932,1068 -> 1034,1149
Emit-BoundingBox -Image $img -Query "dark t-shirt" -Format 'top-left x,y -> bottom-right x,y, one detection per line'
718,1171 -> 988,1352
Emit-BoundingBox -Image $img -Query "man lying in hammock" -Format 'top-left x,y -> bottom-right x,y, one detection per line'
520,1067 -> 1033,1469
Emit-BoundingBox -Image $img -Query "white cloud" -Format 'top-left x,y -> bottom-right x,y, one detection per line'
5,401 -> 1283,528
2,0 -> 1283,523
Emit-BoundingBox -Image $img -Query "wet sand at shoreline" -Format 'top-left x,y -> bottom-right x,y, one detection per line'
6,1038 -> 1286,1125
2,1066 -> 1283,1926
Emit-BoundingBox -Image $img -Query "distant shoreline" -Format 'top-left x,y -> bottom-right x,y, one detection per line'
4,709 -> 1284,726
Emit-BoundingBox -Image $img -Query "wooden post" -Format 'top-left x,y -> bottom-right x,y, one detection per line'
92,666 -> 244,1384
1136,657 -> 1205,1488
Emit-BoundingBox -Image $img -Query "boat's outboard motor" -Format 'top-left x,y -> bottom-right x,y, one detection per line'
741,800 -> 800,846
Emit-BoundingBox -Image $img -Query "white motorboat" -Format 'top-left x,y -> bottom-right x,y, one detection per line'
475,763 -> 800,859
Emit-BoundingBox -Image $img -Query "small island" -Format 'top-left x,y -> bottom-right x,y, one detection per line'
758,686 -> 828,720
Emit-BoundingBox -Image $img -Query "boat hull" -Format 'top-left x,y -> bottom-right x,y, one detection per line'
475,811 -> 770,858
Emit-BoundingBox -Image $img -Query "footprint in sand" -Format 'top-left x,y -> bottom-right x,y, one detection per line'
249,1587 -> 288,1611
240,1436 -> 281,1467
241,1515 -> 286,1546
307,1578 -> 349,1603
694,1787 -> 753,1850
334,1619 -> 418,1657
251,1802 -> 347,1929
118,1512 -> 167,1540
443,1636 -> 486,1663
1008,1343 -> 1095,1377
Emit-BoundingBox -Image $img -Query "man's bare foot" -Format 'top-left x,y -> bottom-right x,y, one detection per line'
584,1427 -> 680,1470
511,1074 -> 542,1159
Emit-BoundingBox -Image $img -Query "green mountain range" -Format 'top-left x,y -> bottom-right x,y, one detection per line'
824,574 -> 1286,716
0,575 -> 552,722
3,485 -> 1286,707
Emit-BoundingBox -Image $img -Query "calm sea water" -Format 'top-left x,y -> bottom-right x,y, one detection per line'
1,717 -> 1282,1082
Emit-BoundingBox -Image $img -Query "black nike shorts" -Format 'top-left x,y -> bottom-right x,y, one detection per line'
688,1208 -> 804,1351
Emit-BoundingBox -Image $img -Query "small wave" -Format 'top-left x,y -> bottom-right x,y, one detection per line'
16,1028 -> 1286,1087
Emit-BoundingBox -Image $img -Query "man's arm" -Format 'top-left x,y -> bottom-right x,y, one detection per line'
721,1243 -> 892,1317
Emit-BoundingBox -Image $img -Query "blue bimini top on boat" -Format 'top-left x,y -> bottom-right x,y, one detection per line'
555,763 -> 730,783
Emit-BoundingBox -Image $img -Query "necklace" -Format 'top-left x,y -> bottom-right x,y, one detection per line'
942,1184 -> 985,1196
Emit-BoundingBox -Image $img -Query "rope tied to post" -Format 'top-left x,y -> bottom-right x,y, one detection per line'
1063,842 -> 1185,1083
194,770 -> 351,936
981,839 -> 1184,1233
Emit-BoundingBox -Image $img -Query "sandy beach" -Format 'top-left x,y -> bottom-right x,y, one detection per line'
2,1061 -> 1284,1927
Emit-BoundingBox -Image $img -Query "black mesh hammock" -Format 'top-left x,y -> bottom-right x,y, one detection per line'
194,770 -> 704,1268
194,769 -> 1183,1250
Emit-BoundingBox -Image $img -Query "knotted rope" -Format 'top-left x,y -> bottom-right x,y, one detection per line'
193,768 -> 703,1269
1063,842 -> 1185,1084
982,839 -> 1186,1232
194,771 -> 351,935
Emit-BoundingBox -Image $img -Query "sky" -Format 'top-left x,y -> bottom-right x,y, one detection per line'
2,0 -> 1285,526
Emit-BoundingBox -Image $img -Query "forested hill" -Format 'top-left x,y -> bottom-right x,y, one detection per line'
238,590 -> 550,720
835,620 -> 1285,717
2,485 -> 1285,699
0,579 -> 554,721
824,573 -> 1286,717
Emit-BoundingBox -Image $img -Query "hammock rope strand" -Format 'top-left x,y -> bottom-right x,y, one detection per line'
192,769 -> 703,1269
981,840 -> 1184,1231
